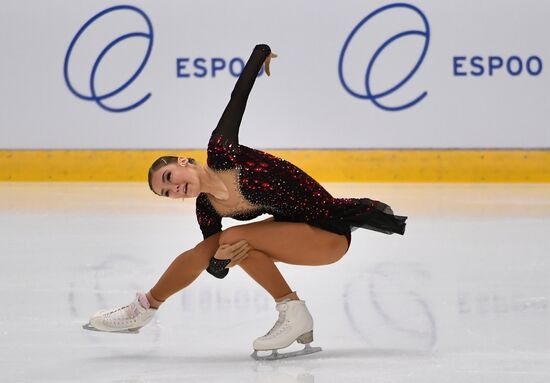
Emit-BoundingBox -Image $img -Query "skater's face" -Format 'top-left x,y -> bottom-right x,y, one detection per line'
150,160 -> 201,199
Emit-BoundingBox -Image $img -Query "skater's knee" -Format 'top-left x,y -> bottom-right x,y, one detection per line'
219,226 -> 247,247
191,242 -> 217,270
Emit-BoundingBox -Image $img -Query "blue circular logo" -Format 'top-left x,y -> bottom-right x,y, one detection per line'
63,5 -> 154,113
338,3 -> 430,112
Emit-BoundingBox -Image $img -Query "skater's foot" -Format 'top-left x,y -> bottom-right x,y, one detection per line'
252,299 -> 321,359
85,292 -> 157,332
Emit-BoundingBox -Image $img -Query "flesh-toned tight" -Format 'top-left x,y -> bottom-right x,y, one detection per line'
149,218 -> 349,305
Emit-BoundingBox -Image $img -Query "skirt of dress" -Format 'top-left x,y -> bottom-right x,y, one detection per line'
307,198 -> 407,238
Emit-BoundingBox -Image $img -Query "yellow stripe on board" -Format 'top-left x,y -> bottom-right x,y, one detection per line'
0,150 -> 549,182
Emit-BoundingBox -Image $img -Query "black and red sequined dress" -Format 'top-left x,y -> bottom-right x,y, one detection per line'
196,44 -> 407,278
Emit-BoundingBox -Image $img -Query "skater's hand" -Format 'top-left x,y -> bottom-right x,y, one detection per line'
214,239 -> 251,268
263,53 -> 278,76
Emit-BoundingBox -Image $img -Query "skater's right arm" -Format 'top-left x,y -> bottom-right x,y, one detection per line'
210,44 -> 272,147
196,193 -> 222,239
196,194 -> 233,279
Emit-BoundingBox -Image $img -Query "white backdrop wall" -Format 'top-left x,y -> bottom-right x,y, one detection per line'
1,0 -> 549,149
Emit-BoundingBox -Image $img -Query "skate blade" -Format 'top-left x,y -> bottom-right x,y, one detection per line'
82,322 -> 141,334
251,344 -> 322,361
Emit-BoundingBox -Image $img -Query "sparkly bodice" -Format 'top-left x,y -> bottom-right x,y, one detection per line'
204,167 -> 264,218
197,134 -> 345,227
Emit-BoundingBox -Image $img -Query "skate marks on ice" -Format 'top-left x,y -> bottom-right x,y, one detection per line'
343,262 -> 437,351
67,253 -> 161,343
177,283 -> 274,334
457,293 -> 548,316
453,280 -> 550,351
179,283 -> 273,316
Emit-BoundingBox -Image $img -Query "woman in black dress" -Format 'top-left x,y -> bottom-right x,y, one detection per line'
86,44 -> 406,360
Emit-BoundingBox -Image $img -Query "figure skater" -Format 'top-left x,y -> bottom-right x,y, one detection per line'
85,44 -> 407,360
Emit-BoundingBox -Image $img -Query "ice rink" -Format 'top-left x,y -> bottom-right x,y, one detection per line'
1,182 -> 549,382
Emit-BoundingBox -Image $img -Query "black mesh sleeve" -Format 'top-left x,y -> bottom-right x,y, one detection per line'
195,194 -> 231,279
206,258 -> 230,279
195,194 -> 222,239
211,44 -> 271,146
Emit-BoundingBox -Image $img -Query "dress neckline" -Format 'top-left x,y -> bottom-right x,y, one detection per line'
205,167 -> 263,217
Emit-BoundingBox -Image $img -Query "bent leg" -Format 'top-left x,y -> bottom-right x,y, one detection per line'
147,219 -> 344,306
238,249 -> 293,300
220,220 -> 349,266
148,231 -> 296,304
149,233 -> 220,303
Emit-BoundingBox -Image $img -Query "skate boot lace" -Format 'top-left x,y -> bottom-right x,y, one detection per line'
267,313 -> 285,335
102,295 -> 148,326
264,304 -> 289,338
104,301 -> 140,319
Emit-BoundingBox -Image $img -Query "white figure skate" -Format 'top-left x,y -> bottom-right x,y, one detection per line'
251,299 -> 322,361
83,292 -> 156,334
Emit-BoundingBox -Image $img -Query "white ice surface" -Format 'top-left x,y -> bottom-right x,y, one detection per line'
0,182 -> 549,382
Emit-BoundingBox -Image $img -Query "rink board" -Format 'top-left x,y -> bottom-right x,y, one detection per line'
1,149 -> 549,182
